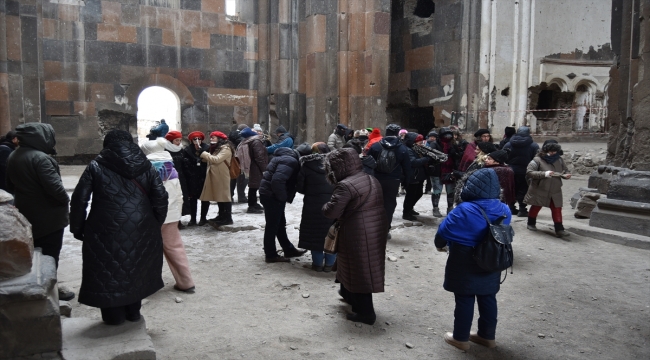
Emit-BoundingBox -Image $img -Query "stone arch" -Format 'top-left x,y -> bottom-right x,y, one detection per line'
124,74 -> 194,114
544,74 -> 572,92
572,76 -> 602,93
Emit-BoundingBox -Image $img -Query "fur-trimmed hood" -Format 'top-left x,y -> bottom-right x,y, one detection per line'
324,148 -> 362,185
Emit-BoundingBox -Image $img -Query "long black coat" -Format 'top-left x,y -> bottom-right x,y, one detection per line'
182,143 -> 209,198
69,141 -> 168,309
504,127 -> 539,174
296,153 -> 334,251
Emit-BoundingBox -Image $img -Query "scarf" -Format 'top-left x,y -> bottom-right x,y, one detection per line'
164,141 -> 182,153
145,151 -> 178,181
236,135 -> 262,178
542,153 -> 561,164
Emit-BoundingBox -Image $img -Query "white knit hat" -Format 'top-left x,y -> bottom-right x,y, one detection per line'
253,124 -> 263,132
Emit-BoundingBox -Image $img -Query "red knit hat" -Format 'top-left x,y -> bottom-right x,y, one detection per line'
210,131 -> 228,140
415,134 -> 424,143
164,130 -> 182,142
187,131 -> 205,141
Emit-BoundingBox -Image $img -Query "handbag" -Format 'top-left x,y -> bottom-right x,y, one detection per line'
473,208 -> 515,282
324,221 -> 340,254
225,155 -> 241,179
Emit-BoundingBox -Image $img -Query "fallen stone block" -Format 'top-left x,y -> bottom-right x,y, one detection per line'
60,300 -> 72,317
61,317 -> 156,360
0,201 -> 34,279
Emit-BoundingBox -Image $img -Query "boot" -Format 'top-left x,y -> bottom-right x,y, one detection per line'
446,201 -> 454,215
198,201 -> 210,226
517,203 -> 529,217
431,207 -> 442,218
554,222 -> 571,239
509,204 -> 518,215
402,211 -> 417,221
527,217 -> 537,231
188,199 -> 198,226
212,202 -> 233,227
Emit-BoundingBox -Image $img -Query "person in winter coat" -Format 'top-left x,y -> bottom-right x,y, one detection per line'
402,132 -> 430,221
484,150 -> 516,207
296,142 -> 336,272
6,123 -> 74,301
236,127 -> 269,214
323,148 -> 388,325
459,129 -> 493,172
200,131 -> 234,227
69,130 -> 168,325
503,126 -> 539,217
343,140 -> 377,176
436,127 -> 462,215
498,126 -> 516,150
0,130 -> 17,192
367,124 -> 411,238
182,131 -> 210,226
229,124 -> 249,203
327,124 -> 348,150
164,131 -> 188,229
266,125 -> 294,154
524,140 -> 572,238
141,136 -> 196,293
364,128 -> 383,153
425,131 -> 444,217
435,168 -> 512,350
259,147 -> 307,262
465,141 -> 497,173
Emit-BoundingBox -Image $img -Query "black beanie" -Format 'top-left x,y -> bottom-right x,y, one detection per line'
275,125 -> 287,134
474,129 -> 490,138
488,149 -> 508,164
504,126 -> 516,137
477,141 -> 496,154
103,130 -> 133,148
386,123 -> 401,137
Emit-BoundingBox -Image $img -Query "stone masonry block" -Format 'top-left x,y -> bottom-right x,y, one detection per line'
0,201 -> 33,279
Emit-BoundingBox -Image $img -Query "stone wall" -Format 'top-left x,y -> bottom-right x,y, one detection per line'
607,0 -> 650,170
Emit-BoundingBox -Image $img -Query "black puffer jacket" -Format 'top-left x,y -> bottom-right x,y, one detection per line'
503,126 -> 539,174
182,143 -> 209,198
404,132 -> 429,183
259,147 -> 300,203
367,136 -> 412,184
70,141 -> 168,309
0,140 -> 16,191
6,123 -> 69,239
297,153 -> 335,251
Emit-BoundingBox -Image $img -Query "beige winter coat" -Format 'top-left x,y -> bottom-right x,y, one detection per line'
524,154 -> 568,207
199,145 -> 232,202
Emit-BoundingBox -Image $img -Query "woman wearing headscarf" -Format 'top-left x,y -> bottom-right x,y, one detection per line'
200,131 -> 234,227
164,131 -> 188,228
465,141 -> 497,173
435,168 -> 512,350
296,142 -> 335,272
70,130 -> 168,325
141,136 -> 196,293
182,131 -> 210,225
323,148 -> 388,325
524,140 -> 572,238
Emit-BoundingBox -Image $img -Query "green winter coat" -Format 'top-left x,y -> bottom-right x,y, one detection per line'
6,123 -> 69,239
524,154 -> 568,208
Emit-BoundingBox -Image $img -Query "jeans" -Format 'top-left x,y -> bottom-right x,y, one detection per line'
101,300 -> 142,325
375,176 -> 401,228
34,228 -> 64,269
430,176 -> 442,208
403,181 -> 424,212
260,194 -> 297,258
453,293 -> 497,341
311,251 -> 336,267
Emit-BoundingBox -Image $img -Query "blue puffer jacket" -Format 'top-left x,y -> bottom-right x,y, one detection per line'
266,132 -> 294,154
259,147 -> 300,203
434,168 -> 512,295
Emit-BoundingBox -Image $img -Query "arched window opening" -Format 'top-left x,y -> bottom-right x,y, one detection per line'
226,0 -> 238,18
136,86 -> 181,144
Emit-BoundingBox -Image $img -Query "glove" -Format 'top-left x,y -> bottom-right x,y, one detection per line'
73,232 -> 84,241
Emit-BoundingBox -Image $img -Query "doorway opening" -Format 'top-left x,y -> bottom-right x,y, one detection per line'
136,86 -> 181,144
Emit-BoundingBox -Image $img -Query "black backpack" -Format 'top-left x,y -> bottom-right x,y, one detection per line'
473,208 -> 514,281
376,148 -> 398,174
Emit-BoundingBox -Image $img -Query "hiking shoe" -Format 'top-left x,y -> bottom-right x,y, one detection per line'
444,332 -> 470,351
312,264 -> 324,272
555,230 -> 571,239
408,209 -> 420,215
187,219 -> 197,226
469,332 -> 496,348
246,206 -> 264,214
402,213 -> 418,221
58,286 -> 75,301
323,265 -> 333,273
252,203 -> 264,210
432,207 -> 443,218
527,224 -> 537,231
265,256 -> 290,263
198,218 -> 210,226
284,248 -> 307,258
517,209 -> 529,217
237,197 -> 248,203
346,313 -> 376,325
178,221 -> 186,230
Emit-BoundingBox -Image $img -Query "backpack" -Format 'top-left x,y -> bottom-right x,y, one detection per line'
226,155 -> 241,179
473,208 -> 514,281
375,147 -> 398,174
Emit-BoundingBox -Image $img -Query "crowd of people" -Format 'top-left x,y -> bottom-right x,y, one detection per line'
0,120 -> 572,350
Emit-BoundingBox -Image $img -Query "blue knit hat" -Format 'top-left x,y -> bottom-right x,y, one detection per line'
240,127 -> 257,138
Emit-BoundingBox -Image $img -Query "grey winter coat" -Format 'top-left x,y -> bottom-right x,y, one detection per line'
524,154 -> 568,207
327,132 -> 345,150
